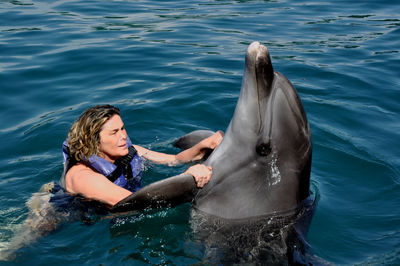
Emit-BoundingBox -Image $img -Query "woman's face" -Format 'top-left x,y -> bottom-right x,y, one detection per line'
98,115 -> 129,163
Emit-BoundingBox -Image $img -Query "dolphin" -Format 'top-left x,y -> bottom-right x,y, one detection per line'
110,41 -> 314,264
112,41 -> 312,218
193,41 -> 312,219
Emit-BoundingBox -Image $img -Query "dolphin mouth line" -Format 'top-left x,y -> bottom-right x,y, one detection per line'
255,64 -> 262,134
253,44 -> 275,142
255,54 -> 272,137
255,53 -> 263,135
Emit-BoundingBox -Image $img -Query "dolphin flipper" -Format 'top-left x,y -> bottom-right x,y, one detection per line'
111,130 -> 216,213
173,130 -> 215,150
110,174 -> 198,213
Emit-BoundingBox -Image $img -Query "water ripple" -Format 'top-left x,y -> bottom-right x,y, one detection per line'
0,0 -> 399,264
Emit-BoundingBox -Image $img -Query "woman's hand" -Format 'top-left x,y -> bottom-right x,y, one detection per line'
202,130 -> 224,150
185,164 -> 212,188
134,130 -> 224,166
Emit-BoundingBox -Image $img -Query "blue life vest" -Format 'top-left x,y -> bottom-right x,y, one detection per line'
61,138 -> 143,192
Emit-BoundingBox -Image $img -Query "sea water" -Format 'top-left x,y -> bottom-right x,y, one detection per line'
0,0 -> 399,264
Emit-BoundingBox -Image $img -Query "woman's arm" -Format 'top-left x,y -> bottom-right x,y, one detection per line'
133,145 -> 177,165
134,131 -> 223,165
65,164 -> 132,206
64,163 -> 213,207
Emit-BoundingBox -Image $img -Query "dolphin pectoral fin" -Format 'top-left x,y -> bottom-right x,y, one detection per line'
110,174 -> 198,213
173,130 -> 215,150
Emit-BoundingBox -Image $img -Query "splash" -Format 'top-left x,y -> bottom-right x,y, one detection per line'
0,183 -> 74,261
269,152 -> 281,186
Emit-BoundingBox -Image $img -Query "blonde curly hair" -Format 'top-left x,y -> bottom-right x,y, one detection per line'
67,105 -> 120,161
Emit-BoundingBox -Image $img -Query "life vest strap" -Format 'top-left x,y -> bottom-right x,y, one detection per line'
106,146 -> 138,182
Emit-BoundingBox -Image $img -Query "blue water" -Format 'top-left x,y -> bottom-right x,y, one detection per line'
1,0 -> 399,264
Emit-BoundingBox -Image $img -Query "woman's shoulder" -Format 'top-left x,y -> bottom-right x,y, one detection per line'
65,163 -> 97,192
65,162 -> 131,205
67,163 -> 93,176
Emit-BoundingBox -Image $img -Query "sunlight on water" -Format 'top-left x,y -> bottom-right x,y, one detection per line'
0,0 -> 399,264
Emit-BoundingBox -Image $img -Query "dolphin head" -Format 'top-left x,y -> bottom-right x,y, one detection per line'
194,42 -> 312,219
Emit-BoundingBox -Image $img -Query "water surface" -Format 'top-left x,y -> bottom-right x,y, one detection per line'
0,0 -> 399,264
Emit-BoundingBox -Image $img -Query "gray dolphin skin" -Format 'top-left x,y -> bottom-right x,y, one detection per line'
184,41 -> 314,264
112,41 -> 312,220
194,41 -> 312,219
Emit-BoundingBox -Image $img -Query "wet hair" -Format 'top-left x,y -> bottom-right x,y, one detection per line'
67,104 -> 121,161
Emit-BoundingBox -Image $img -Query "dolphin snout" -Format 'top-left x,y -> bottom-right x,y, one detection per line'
247,42 -> 270,67
248,41 -> 261,53
247,42 -> 261,60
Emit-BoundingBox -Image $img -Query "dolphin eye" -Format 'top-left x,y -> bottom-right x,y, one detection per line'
256,142 -> 271,156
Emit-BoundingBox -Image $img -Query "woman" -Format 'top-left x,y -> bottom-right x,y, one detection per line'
61,105 -> 223,207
